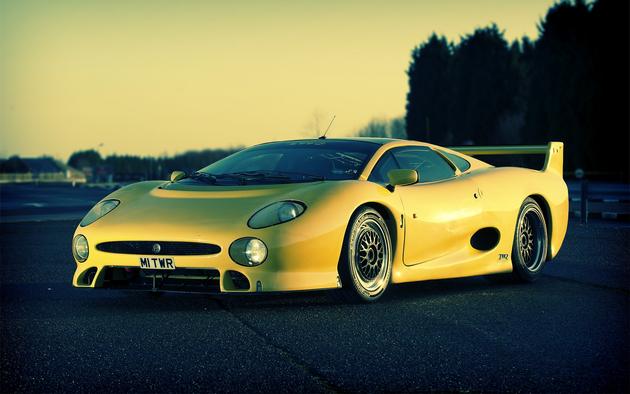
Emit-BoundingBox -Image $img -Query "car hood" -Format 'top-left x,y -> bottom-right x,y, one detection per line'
87,180 -> 334,232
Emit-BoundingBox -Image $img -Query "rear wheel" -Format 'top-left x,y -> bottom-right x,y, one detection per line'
338,207 -> 392,302
511,197 -> 548,282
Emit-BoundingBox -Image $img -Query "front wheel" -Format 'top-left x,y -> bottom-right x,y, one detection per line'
338,207 -> 393,302
511,197 -> 548,282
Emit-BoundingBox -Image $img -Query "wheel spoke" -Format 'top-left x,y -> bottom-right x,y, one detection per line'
354,220 -> 390,285
517,209 -> 546,271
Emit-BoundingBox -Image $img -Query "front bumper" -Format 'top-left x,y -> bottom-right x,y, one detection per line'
72,222 -> 344,294
73,254 -> 338,294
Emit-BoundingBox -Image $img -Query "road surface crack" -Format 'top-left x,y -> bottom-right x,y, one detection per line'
215,298 -> 341,393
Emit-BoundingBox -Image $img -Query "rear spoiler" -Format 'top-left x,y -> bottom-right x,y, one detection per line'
448,142 -> 564,176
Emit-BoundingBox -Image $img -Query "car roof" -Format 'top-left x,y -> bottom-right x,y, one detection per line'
252,137 -> 437,153
260,137 -> 406,146
325,137 -> 402,145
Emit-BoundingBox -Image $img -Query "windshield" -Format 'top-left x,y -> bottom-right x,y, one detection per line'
184,140 -> 379,185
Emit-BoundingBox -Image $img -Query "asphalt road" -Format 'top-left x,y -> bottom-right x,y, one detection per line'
0,218 -> 628,393
0,184 -> 114,222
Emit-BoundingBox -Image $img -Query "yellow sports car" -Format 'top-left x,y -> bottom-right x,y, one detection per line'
72,138 -> 568,302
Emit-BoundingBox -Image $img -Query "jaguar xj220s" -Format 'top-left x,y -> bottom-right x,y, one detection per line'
72,138 -> 568,302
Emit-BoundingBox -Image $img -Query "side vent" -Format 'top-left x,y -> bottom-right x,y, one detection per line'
470,227 -> 500,251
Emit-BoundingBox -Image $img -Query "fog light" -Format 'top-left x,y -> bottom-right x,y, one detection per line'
73,234 -> 89,262
229,237 -> 268,266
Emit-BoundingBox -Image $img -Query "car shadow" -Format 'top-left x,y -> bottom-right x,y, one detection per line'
78,274 -> 533,313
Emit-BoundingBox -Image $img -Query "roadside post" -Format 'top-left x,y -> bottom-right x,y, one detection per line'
575,168 -> 588,224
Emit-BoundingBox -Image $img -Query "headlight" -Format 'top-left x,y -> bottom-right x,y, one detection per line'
80,199 -> 120,227
248,201 -> 306,229
73,234 -> 89,262
229,237 -> 268,266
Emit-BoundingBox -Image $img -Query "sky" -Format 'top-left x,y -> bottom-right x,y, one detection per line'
0,0 -> 556,160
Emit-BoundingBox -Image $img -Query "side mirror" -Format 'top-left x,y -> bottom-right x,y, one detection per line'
170,171 -> 186,183
387,169 -> 418,190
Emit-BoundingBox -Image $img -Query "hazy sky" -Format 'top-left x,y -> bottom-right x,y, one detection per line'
0,0 -> 556,160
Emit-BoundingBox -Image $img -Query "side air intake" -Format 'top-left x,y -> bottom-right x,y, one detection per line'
470,227 -> 500,251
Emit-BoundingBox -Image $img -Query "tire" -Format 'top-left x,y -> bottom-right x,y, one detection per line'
511,197 -> 548,282
337,207 -> 393,302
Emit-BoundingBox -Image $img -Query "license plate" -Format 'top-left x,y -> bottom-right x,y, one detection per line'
139,256 -> 176,270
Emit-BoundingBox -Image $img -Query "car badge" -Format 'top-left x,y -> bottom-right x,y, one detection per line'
152,243 -> 161,254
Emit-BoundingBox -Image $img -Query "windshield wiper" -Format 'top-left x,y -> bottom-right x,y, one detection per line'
273,170 -> 326,181
189,172 -> 265,185
187,172 -> 218,184
187,170 -> 325,185
228,170 -> 325,182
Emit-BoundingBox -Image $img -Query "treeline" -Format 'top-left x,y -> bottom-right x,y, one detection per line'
356,117 -> 406,139
68,148 -> 241,181
405,0 -> 628,180
0,156 -> 30,173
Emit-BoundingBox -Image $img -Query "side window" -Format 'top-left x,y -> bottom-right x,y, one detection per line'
391,147 -> 455,183
368,152 -> 400,184
438,150 -> 471,172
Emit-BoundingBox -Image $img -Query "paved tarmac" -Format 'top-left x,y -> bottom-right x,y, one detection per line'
0,183 -> 113,222
0,217 -> 628,393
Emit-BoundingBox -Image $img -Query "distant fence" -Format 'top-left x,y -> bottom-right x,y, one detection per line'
0,173 -> 35,183
0,173 -> 86,184
568,181 -> 630,222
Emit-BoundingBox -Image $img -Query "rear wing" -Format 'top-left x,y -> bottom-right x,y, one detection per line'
448,142 -> 564,176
